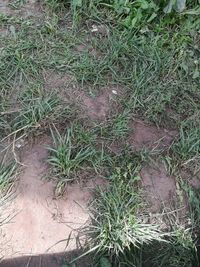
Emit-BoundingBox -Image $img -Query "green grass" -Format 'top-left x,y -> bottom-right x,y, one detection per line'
12,94 -> 63,132
0,159 -> 17,193
96,111 -> 130,140
87,167 -> 167,260
172,123 -> 200,162
0,2 -> 200,266
47,125 -> 97,181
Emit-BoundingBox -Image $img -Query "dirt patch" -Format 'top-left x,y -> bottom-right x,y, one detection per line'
141,162 -> 176,213
81,88 -> 122,120
129,119 -> 178,151
82,92 -> 110,120
0,0 -> 43,18
0,251 -> 92,267
189,176 -> 200,189
0,139 -> 100,259
182,170 -> 200,190
43,70 -> 122,121
43,70 -> 77,94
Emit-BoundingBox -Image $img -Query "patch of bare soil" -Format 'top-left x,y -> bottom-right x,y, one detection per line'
81,92 -> 111,120
0,251 -> 92,267
129,119 -> 178,151
81,88 -> 122,120
0,0 -> 43,18
181,169 -> 200,190
43,70 -> 122,121
43,70 -> 77,94
0,139 -> 99,259
141,162 -> 176,213
189,176 -> 200,189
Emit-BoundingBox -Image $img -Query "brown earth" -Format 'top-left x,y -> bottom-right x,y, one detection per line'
129,119 -> 178,151
43,70 -> 121,121
0,251 -> 91,267
0,0 -> 43,18
141,162 -> 176,213
0,138 -> 102,259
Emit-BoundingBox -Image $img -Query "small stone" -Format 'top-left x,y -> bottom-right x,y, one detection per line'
91,25 -> 98,32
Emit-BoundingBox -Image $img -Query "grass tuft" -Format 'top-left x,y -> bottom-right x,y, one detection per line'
47,125 -> 96,182
87,167 -> 168,258
0,159 -> 17,193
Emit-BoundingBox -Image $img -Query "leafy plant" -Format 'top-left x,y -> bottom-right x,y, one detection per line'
101,0 -> 159,28
149,229 -> 198,267
99,256 -> 112,267
100,112 -> 130,140
182,182 -> 200,224
78,0 -> 200,29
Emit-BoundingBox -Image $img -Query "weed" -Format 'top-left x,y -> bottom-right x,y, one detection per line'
9,0 -> 26,9
47,126 -> 96,182
171,117 -> 200,174
87,168 -> 167,259
0,39 -> 40,86
72,122 -> 97,146
149,230 -> 198,267
97,111 -> 130,140
0,1 -> 199,265
173,126 -> 200,161
182,182 -> 200,225
11,94 -> 66,136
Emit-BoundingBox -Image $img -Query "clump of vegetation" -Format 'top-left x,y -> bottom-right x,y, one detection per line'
47,125 -> 96,181
87,167 -> 167,262
0,0 -> 199,265
0,159 -> 17,194
67,0 -> 200,29
11,93 -> 68,136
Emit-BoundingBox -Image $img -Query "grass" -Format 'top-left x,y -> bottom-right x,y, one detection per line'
85,167 -> 170,266
0,1 -> 200,266
12,94 -> 63,132
182,182 -> 200,225
47,125 -> 97,181
172,123 -> 200,162
97,111 -> 130,140
0,158 -> 17,193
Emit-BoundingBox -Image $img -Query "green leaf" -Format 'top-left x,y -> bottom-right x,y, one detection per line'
131,17 -> 137,27
183,7 -> 200,15
140,0 -> 149,10
147,12 -> 157,23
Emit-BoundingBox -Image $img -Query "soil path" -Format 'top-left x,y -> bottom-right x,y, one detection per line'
0,141 -> 91,259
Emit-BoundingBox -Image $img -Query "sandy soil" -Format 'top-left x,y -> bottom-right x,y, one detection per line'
0,139 -> 97,259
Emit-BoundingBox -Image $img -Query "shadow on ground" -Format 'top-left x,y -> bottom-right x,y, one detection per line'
0,250 -> 92,267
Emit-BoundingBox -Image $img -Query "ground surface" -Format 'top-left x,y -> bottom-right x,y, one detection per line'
1,139 -> 93,258
0,0 -> 199,266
